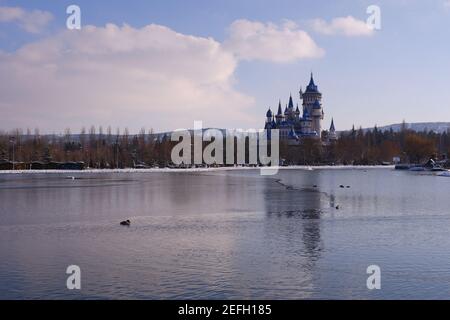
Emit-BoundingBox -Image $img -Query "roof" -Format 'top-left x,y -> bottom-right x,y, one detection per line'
277,101 -> 283,115
305,73 -> 319,93
288,95 -> 294,109
330,118 -> 336,132
313,99 -> 321,109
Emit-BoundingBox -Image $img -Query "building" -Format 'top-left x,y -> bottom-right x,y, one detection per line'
264,73 -> 336,143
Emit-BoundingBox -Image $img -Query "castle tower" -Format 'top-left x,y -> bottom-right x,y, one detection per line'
266,108 -> 273,123
300,73 -> 323,138
329,118 -> 337,141
312,99 -> 323,136
300,107 -> 312,134
288,94 -> 294,110
275,100 -> 283,124
295,104 -> 300,120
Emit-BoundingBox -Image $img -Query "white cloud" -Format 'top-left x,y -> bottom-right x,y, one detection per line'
444,0 -> 450,8
223,19 -> 324,63
0,6 -> 53,33
0,23 -> 256,132
312,16 -> 374,37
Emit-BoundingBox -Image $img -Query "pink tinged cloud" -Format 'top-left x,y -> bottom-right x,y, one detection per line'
312,16 -> 374,37
223,19 -> 325,63
0,19 -> 324,132
0,23 -> 256,132
0,6 -> 53,34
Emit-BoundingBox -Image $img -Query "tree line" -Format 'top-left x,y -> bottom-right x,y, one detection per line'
0,123 -> 449,169
281,124 -> 448,166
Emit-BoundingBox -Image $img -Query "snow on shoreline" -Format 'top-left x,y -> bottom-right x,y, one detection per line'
0,165 -> 395,175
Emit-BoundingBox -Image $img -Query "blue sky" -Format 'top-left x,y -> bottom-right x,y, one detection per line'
1,0 -> 450,133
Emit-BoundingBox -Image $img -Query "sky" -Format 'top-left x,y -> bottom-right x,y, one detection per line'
0,0 -> 450,133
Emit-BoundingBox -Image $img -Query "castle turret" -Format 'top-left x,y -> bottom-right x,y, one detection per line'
266,108 -> 273,123
311,99 -> 323,136
288,94 -> 294,110
329,118 -> 337,141
300,106 -> 312,134
300,73 -> 323,138
275,100 -> 283,123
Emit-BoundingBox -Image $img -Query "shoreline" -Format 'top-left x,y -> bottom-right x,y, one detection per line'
0,165 -> 395,175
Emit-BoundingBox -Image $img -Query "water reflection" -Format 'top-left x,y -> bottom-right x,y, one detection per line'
2,169 -> 450,299
260,172 -> 327,293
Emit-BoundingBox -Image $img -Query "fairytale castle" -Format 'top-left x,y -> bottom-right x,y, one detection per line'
264,73 -> 337,143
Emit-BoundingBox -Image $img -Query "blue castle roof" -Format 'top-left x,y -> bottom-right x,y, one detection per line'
305,73 -> 319,93
277,101 -> 283,116
330,118 -> 335,131
313,99 -> 321,109
303,107 -> 310,119
288,94 -> 294,109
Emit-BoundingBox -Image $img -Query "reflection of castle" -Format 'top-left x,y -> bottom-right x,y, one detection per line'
264,74 -> 337,142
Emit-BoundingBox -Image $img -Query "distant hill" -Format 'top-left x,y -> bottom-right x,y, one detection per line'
351,122 -> 450,134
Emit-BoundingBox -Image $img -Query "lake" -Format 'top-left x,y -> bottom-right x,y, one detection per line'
1,167 -> 450,299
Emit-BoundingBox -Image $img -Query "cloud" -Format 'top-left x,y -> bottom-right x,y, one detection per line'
0,6 -> 53,33
0,23 -> 256,132
444,0 -> 450,8
223,19 -> 324,63
311,16 -> 374,37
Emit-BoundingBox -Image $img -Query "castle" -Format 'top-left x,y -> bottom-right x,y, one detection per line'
264,73 -> 337,143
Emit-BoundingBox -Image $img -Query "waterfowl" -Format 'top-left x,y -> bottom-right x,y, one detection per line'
120,219 -> 131,226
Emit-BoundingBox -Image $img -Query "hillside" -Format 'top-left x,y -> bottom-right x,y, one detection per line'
357,122 -> 450,134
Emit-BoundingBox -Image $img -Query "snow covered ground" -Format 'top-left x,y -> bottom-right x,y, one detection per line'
0,165 -> 395,175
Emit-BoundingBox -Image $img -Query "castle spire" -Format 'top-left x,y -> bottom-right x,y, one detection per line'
277,100 -> 282,115
330,118 -> 335,132
309,72 -> 315,86
306,72 -> 319,93
288,94 -> 294,109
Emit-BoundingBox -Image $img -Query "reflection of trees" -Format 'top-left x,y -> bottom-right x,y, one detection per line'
263,172 -> 324,262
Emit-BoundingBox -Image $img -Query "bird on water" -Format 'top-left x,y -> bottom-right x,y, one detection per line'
120,219 -> 131,226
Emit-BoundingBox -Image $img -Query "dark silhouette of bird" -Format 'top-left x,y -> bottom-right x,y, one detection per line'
120,219 -> 131,226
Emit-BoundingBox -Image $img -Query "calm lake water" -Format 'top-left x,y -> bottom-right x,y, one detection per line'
1,168 -> 450,299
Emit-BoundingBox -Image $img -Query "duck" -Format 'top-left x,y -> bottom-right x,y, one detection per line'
120,219 -> 131,226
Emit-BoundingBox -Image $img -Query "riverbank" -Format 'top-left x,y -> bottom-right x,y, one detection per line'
0,165 -> 396,175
